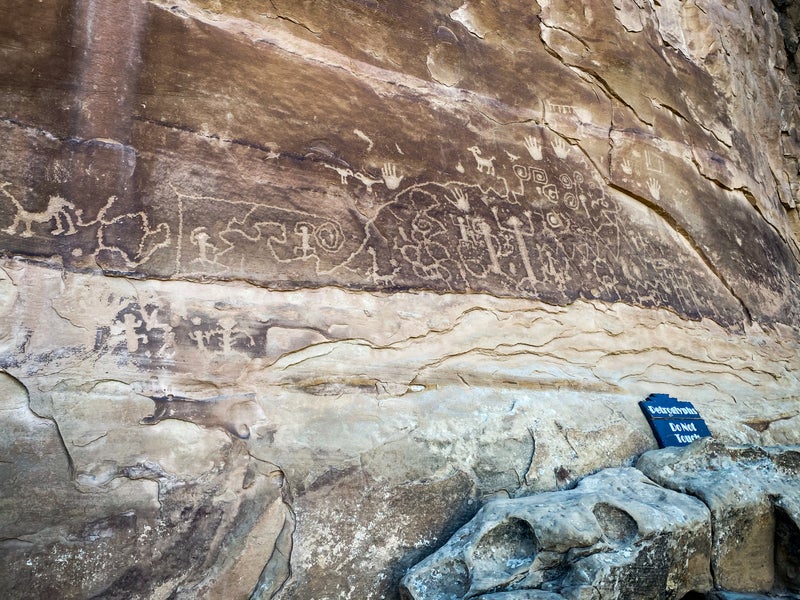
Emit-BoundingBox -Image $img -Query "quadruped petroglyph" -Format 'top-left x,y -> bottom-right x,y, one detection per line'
0,125 -> 742,326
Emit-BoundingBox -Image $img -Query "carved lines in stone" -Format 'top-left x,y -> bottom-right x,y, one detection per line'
172,189 -> 345,276
0,181 -> 171,268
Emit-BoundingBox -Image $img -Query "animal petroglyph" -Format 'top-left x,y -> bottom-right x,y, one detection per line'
467,146 -> 496,175
1,120 -> 744,329
324,164 -> 353,184
353,171 -> 383,193
1,182 -> 79,237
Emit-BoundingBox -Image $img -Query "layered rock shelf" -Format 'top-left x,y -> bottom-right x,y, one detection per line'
1,1 -> 800,598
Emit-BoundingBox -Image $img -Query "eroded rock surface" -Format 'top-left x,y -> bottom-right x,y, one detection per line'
403,441 -> 800,599
401,467 -> 712,600
1,0 -> 800,598
638,440 -> 800,594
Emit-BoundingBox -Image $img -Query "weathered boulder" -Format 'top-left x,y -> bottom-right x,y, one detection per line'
637,439 -> 800,595
401,467 -> 712,600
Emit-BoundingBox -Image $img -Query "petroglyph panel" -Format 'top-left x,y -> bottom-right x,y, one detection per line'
0,131 -> 747,328
1,0 -> 799,332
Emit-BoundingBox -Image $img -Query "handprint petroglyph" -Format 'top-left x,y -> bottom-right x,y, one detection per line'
450,187 -> 471,212
551,137 -> 571,159
647,178 -> 661,200
621,157 -> 633,175
524,136 -> 543,161
381,163 -> 404,190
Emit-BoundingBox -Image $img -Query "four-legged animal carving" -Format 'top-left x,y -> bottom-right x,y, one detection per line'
1,182 -> 79,237
467,146 -> 496,175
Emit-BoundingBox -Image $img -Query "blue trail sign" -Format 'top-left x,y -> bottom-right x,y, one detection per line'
639,393 -> 711,448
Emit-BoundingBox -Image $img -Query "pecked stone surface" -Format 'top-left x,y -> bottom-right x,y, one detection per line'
1,0 -> 800,599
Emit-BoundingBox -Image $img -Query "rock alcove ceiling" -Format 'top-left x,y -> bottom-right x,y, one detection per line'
1,1 -> 800,598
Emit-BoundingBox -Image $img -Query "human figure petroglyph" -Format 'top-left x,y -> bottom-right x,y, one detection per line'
116,312 -> 147,353
381,163 -> 404,190
214,316 -> 254,355
190,227 -> 219,265
294,223 -> 315,259
524,136 -> 543,161
467,146 -> 496,175
189,318 -> 212,355
1,182 -> 79,237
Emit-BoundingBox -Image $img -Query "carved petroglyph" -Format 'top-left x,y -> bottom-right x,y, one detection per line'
647,177 -> 662,201
645,150 -> 665,174
547,101 -> 576,115
0,181 -> 170,269
381,163 -> 404,190
1,182 -> 79,237
621,157 -> 633,175
524,136 -> 543,161
551,137 -> 571,159
0,124 -> 742,326
467,146 -> 496,175
336,146 -> 725,322
353,128 -> 374,152
190,227 -> 219,266
353,171 -> 383,193
324,164 -> 353,184
172,189 -> 349,277
82,196 -> 172,269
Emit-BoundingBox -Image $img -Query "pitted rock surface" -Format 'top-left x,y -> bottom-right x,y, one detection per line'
402,442 -> 800,599
401,467 -> 712,600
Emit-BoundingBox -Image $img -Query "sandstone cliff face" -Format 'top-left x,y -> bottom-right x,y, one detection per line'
1,1 -> 799,598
